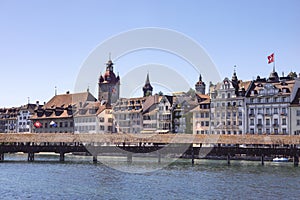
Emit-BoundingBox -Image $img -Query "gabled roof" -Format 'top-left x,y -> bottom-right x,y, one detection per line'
44,92 -> 97,109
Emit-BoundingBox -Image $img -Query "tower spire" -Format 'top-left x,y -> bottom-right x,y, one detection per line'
143,72 -> 153,97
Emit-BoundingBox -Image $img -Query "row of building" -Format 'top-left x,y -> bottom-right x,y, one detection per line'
1,58 -> 300,135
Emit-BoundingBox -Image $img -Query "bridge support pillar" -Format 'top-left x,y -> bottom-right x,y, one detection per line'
294,155 -> 299,167
0,153 -> 4,161
261,154 -> 265,166
28,152 -> 34,162
93,156 -> 97,163
59,152 -> 65,162
227,154 -> 230,165
158,152 -> 161,163
191,147 -> 195,166
127,152 -> 132,164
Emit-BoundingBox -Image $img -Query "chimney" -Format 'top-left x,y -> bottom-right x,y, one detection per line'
66,91 -> 70,94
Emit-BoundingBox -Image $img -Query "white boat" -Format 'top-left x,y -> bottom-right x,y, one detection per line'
273,157 -> 289,162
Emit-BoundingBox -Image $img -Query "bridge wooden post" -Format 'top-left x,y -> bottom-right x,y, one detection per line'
59,152 -> 65,162
0,153 -> 4,161
127,152 -> 132,164
227,154 -> 230,165
93,156 -> 98,163
261,154 -> 265,166
191,147 -> 195,166
294,155 -> 299,167
28,152 -> 34,162
158,152 -> 161,163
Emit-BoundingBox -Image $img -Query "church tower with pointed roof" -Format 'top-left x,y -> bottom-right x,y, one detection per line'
143,72 -> 153,97
98,58 -> 120,105
195,74 -> 206,95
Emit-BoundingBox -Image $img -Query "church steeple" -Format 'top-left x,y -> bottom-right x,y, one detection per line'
143,72 -> 153,97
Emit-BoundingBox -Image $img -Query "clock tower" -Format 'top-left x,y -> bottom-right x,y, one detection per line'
98,59 -> 120,105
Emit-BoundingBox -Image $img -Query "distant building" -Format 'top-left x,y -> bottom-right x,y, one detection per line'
74,101 -> 114,134
17,103 -> 41,133
31,91 -> 97,133
0,107 -> 20,133
98,59 -> 120,105
142,94 -> 175,133
209,70 -> 251,135
112,97 -> 146,133
191,94 -> 210,135
245,70 -> 300,135
290,88 -> 300,135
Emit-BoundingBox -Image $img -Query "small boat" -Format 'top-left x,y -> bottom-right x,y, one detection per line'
273,157 -> 289,162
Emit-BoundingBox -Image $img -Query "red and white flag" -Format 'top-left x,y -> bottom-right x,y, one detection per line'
267,53 -> 274,64
34,121 -> 42,128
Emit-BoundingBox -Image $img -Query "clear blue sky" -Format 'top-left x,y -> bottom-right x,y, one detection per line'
1,0 -> 299,107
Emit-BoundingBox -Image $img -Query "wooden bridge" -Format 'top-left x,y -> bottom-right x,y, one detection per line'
0,133 -> 300,165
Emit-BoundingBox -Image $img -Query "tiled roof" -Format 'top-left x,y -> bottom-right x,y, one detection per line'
44,92 -> 97,109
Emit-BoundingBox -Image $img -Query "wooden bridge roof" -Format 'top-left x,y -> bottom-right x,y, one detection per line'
1,133 -> 300,145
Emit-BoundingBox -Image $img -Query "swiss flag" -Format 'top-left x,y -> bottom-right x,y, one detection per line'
268,53 -> 274,64
34,121 -> 42,128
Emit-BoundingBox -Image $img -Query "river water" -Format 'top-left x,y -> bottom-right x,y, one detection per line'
0,154 -> 299,200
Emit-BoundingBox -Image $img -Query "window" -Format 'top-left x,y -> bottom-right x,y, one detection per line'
99,117 -> 104,122
266,128 -> 270,134
282,108 -> 286,114
297,120 -> 300,126
274,129 -> 278,134
274,108 -> 278,114
100,125 -> 104,130
60,122 -> 63,127
250,129 -> 254,134
258,119 -> 262,125
258,129 -> 262,134
250,119 -> 254,125
283,128 -> 287,134
70,121 -> 73,127
108,118 -> 113,123
297,110 -> 300,116
266,119 -> 270,125
265,98 -> 269,103
266,108 -> 270,115
282,118 -> 286,125
64,121 -> 68,127
274,119 -> 278,125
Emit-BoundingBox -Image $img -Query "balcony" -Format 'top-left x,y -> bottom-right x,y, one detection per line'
272,123 -> 279,127
257,124 -> 263,127
280,112 -> 287,116
249,113 -> 255,117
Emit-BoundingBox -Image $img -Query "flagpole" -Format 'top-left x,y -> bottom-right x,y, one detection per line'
273,52 -> 275,72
